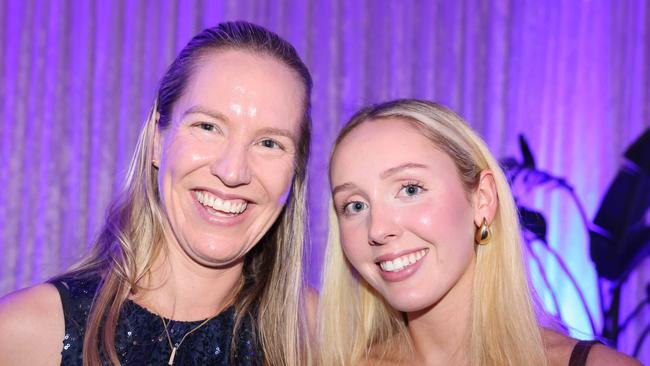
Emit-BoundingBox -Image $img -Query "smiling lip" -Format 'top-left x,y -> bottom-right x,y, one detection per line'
195,190 -> 247,214
193,187 -> 253,202
191,188 -> 253,226
375,248 -> 429,282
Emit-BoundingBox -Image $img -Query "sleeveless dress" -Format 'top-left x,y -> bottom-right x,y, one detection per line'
568,340 -> 601,366
51,275 -> 263,365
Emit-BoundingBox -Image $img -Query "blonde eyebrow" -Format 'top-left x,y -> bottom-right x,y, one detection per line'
331,182 -> 356,196
380,163 -> 429,179
332,163 -> 428,196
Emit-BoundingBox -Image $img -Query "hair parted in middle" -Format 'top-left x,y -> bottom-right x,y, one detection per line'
318,99 -> 548,366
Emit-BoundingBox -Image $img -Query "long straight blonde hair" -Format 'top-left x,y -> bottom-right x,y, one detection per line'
53,21 -> 313,366
318,99 -> 548,365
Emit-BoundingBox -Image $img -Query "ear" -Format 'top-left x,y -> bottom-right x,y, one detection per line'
473,170 -> 498,226
152,112 -> 162,168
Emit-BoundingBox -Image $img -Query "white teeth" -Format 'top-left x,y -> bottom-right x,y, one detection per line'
379,249 -> 428,273
194,191 -> 247,214
383,261 -> 395,271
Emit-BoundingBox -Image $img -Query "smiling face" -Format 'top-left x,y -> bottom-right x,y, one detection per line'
154,49 -> 304,268
330,118 -> 479,313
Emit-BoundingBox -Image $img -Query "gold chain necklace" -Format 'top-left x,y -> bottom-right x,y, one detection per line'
159,313 -> 219,365
153,277 -> 242,364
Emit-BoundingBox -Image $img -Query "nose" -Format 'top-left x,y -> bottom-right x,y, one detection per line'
368,205 -> 402,246
210,142 -> 252,187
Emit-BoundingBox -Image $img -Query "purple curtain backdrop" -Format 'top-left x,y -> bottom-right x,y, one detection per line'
1,0 -> 648,362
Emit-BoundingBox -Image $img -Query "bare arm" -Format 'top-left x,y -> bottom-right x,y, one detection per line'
0,284 -> 65,365
543,328 -> 641,366
586,344 -> 642,366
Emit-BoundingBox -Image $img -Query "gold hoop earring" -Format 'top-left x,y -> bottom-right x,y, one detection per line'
475,217 -> 491,245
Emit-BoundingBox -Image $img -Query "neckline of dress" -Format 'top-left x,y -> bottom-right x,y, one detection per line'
124,298 -> 236,326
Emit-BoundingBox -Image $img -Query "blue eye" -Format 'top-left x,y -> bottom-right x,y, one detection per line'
399,183 -> 425,197
343,201 -> 367,215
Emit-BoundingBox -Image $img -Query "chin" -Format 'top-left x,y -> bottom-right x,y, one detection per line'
194,254 -> 245,269
185,244 -> 249,268
387,300 -> 430,313
383,292 -> 438,314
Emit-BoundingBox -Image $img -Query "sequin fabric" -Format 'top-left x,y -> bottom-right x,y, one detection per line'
51,276 -> 263,365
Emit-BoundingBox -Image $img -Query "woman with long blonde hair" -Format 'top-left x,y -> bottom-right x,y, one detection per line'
0,21 -> 312,366
318,99 -> 639,365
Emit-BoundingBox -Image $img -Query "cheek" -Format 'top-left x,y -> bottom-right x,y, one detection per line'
341,242 -> 364,270
397,201 -> 439,231
278,183 -> 292,205
160,134 -> 216,178
400,198 -> 475,245
339,221 -> 369,264
257,158 -> 296,204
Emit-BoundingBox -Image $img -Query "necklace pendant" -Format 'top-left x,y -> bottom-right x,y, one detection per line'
168,346 -> 178,365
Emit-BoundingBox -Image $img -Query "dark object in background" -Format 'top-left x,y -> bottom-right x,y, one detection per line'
501,135 -> 569,245
502,135 -> 597,333
588,128 -> 650,348
590,128 -> 650,282
503,131 -> 650,352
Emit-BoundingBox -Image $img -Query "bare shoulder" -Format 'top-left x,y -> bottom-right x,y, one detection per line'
543,328 -> 578,365
0,283 -> 64,365
542,328 -> 641,366
586,344 -> 642,366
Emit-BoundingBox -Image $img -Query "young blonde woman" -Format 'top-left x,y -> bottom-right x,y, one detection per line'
318,99 -> 640,366
0,21 -> 313,366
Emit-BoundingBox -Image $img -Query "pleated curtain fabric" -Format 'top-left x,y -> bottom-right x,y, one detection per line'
0,0 -> 648,362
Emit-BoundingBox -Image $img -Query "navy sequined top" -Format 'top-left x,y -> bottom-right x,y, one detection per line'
51,275 -> 263,365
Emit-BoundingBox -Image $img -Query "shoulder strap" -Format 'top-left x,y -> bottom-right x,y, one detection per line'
568,340 -> 601,366
51,280 -> 74,318
48,276 -> 100,329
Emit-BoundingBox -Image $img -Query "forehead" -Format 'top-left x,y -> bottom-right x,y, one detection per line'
334,118 -> 436,162
331,118 -> 455,181
175,49 -> 305,135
